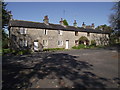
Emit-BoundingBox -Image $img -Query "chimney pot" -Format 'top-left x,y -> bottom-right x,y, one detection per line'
59,18 -> 64,26
82,22 -> 86,28
91,23 -> 95,29
73,20 -> 77,27
43,15 -> 49,25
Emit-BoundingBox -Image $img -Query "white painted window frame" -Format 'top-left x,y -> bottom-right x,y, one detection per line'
44,29 -> 47,35
43,40 -> 48,46
58,30 -> 62,35
20,27 -> 27,34
58,40 -> 63,46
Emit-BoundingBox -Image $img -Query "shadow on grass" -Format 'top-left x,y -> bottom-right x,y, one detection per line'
3,52 -> 110,89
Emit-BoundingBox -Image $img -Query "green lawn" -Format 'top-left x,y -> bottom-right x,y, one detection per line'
43,48 -> 65,51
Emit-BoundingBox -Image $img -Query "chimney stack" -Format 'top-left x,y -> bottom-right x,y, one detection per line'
59,18 -> 66,27
73,20 -> 77,27
91,23 -> 95,29
59,18 -> 64,26
43,15 -> 49,25
82,22 -> 86,28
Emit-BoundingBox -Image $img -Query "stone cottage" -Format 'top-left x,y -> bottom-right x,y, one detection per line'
8,15 -> 109,51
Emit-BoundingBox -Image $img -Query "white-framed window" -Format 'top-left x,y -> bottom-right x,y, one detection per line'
20,27 -> 27,34
43,40 -> 48,46
19,39 -> 27,47
24,28 -> 27,34
20,27 -> 24,34
75,31 -> 78,36
44,29 -> 47,35
58,30 -> 62,35
25,40 -> 27,47
58,41 -> 63,46
20,40 -> 23,47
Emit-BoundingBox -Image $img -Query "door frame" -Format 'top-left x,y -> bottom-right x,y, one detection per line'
34,40 -> 39,51
65,40 -> 69,49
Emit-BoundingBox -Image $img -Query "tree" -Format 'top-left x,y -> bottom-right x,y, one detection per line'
95,24 -> 113,33
63,19 -> 69,26
2,2 -> 11,48
109,2 -> 120,30
109,1 -> 120,44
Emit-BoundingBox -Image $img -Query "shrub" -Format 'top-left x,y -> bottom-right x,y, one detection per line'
2,49 -> 11,55
43,48 -> 64,51
17,49 -> 32,55
72,44 -> 96,49
91,40 -> 96,46
72,44 -> 85,49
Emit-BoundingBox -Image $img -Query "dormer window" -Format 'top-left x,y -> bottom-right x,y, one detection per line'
44,29 -> 47,35
75,31 -> 78,36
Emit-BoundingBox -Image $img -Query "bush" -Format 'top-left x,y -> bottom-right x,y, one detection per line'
2,48 -> 32,55
91,40 -> 96,46
17,49 -> 32,55
96,45 -> 105,48
79,36 -> 88,42
72,44 -> 96,49
72,44 -> 85,49
3,49 -> 11,55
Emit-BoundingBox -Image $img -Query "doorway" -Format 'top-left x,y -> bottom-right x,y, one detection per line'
34,41 -> 39,51
65,40 -> 69,49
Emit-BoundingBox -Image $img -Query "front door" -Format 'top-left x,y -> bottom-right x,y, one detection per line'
34,41 -> 39,51
65,40 -> 69,49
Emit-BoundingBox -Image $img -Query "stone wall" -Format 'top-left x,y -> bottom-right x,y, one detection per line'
9,27 -> 109,51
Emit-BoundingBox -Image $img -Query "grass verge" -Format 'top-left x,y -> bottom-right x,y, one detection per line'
43,48 -> 65,51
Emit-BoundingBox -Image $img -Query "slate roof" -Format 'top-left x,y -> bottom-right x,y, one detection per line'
9,20 -> 109,34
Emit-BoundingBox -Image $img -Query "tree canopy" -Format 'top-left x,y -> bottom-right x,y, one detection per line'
109,2 -> 120,30
79,36 -> 88,42
63,19 -> 69,26
2,2 -> 10,48
2,2 -> 11,28
109,1 -> 120,44
95,24 -> 113,33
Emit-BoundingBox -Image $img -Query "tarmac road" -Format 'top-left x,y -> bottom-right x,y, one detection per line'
2,48 -> 119,89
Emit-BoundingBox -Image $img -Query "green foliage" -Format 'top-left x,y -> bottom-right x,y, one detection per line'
91,40 -> 96,46
2,29 -> 9,48
63,19 -> 69,26
109,2 -> 120,45
43,48 -> 64,51
2,48 -> 11,54
95,24 -> 113,33
96,45 -> 105,48
16,49 -> 32,55
109,2 -> 120,29
2,2 -> 10,49
72,44 -> 85,49
2,49 -> 32,55
2,2 -> 11,28
72,44 -> 104,49
79,36 -> 88,42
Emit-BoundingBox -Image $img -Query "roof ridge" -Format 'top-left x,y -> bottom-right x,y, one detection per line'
11,19 -> 83,28
11,19 -> 43,24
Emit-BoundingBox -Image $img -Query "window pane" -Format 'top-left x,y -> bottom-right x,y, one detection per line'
25,40 -> 27,46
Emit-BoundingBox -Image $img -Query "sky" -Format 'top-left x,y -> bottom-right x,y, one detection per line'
7,2 -> 115,28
